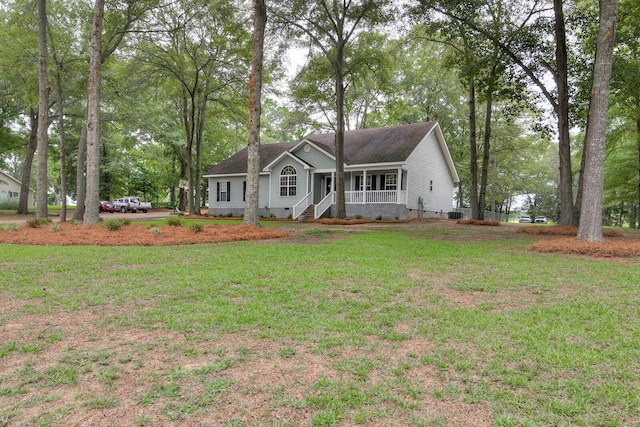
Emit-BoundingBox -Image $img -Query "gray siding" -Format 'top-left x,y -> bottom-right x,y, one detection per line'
292,144 -> 335,170
405,131 -> 455,214
268,157 -> 308,209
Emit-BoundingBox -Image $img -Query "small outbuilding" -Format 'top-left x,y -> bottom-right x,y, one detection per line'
0,171 -> 35,207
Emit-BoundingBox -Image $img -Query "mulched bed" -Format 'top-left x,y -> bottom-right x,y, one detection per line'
517,225 -> 624,237
530,237 -> 640,257
519,225 -> 640,258
0,222 -> 288,246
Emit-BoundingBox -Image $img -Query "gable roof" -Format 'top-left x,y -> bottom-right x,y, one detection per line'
204,121 -> 442,176
205,142 -> 297,175
304,122 -> 438,165
0,171 -> 35,192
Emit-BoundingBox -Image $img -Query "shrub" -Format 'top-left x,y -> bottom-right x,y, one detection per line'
189,222 -> 204,233
0,200 -> 19,210
376,215 -> 382,221
3,223 -> 21,232
50,223 -> 62,233
148,226 -> 161,235
26,217 -> 51,228
166,216 -> 183,227
103,219 -> 125,231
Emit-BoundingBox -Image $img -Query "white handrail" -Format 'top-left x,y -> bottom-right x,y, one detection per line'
292,192 -> 313,219
345,190 -> 406,204
315,191 -> 334,219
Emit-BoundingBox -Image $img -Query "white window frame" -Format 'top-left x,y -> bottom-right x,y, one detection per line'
219,180 -> 229,202
280,166 -> 297,197
385,173 -> 397,190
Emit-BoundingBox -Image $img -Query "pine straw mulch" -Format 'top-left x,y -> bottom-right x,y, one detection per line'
0,222 -> 288,246
518,225 -> 640,258
456,219 -> 501,226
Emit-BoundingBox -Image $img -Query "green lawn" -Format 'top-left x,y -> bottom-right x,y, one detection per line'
1,224 -> 639,426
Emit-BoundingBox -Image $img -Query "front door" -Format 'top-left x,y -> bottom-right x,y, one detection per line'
325,176 -> 332,195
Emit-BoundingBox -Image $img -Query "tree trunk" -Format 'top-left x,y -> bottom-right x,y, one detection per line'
72,124 -> 87,221
18,109 -> 38,215
83,0 -> 105,225
194,92 -> 207,214
577,0 -> 618,241
468,77 -> 479,220
478,80 -> 494,221
244,0 -> 267,227
334,40 -> 347,219
51,36 -> 67,222
57,101 -> 67,222
553,0 -> 576,226
636,117 -> 640,229
36,0 -> 49,219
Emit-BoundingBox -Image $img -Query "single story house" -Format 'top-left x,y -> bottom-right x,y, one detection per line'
204,121 -> 459,220
0,171 -> 35,206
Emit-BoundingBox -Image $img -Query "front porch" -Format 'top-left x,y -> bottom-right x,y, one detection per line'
293,189 -> 408,220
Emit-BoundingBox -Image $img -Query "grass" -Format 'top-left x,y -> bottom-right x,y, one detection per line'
1,224 -> 639,425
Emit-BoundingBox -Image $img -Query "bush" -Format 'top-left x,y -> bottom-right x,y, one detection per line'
148,226 -> 161,235
189,222 -> 204,233
103,219 -> 125,231
26,217 -> 51,228
50,223 -> 62,233
0,200 -> 19,210
166,216 -> 183,227
2,223 -> 21,232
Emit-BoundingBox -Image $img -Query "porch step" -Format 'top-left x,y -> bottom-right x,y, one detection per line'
300,205 -> 315,221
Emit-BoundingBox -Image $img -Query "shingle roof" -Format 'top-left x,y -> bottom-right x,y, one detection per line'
306,122 -> 437,165
205,142 -> 297,175
204,122 -> 437,175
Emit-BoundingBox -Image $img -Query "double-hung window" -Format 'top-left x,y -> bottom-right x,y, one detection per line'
356,175 -> 372,191
280,166 -> 297,197
384,173 -> 397,190
217,181 -> 230,202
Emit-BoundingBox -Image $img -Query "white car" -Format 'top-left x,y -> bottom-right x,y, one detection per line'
534,216 -> 548,224
518,216 -> 531,223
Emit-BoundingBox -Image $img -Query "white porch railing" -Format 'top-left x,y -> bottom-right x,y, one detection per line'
315,191 -> 335,219
292,192 -> 313,219
345,190 -> 406,204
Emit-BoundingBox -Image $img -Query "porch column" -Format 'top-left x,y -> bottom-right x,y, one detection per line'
397,167 -> 403,204
362,170 -> 367,204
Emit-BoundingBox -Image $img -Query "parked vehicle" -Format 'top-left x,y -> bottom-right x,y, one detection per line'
99,200 -> 117,213
518,216 -> 532,223
534,216 -> 548,224
113,197 -> 152,213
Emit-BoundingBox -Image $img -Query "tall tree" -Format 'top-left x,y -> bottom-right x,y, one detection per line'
244,0 -> 267,226
271,0 -> 393,218
74,0 -> 157,221
416,0 -> 577,224
36,0 -> 49,219
136,0 -> 250,214
83,0 -> 105,224
577,0 -> 618,241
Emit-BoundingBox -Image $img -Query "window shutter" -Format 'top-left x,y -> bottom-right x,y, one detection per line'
243,181 -> 246,201
371,175 -> 377,191
216,182 -> 220,202
226,181 -> 231,201
355,175 -> 361,190
380,174 -> 385,190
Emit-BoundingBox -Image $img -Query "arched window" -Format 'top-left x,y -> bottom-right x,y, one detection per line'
280,166 -> 297,197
